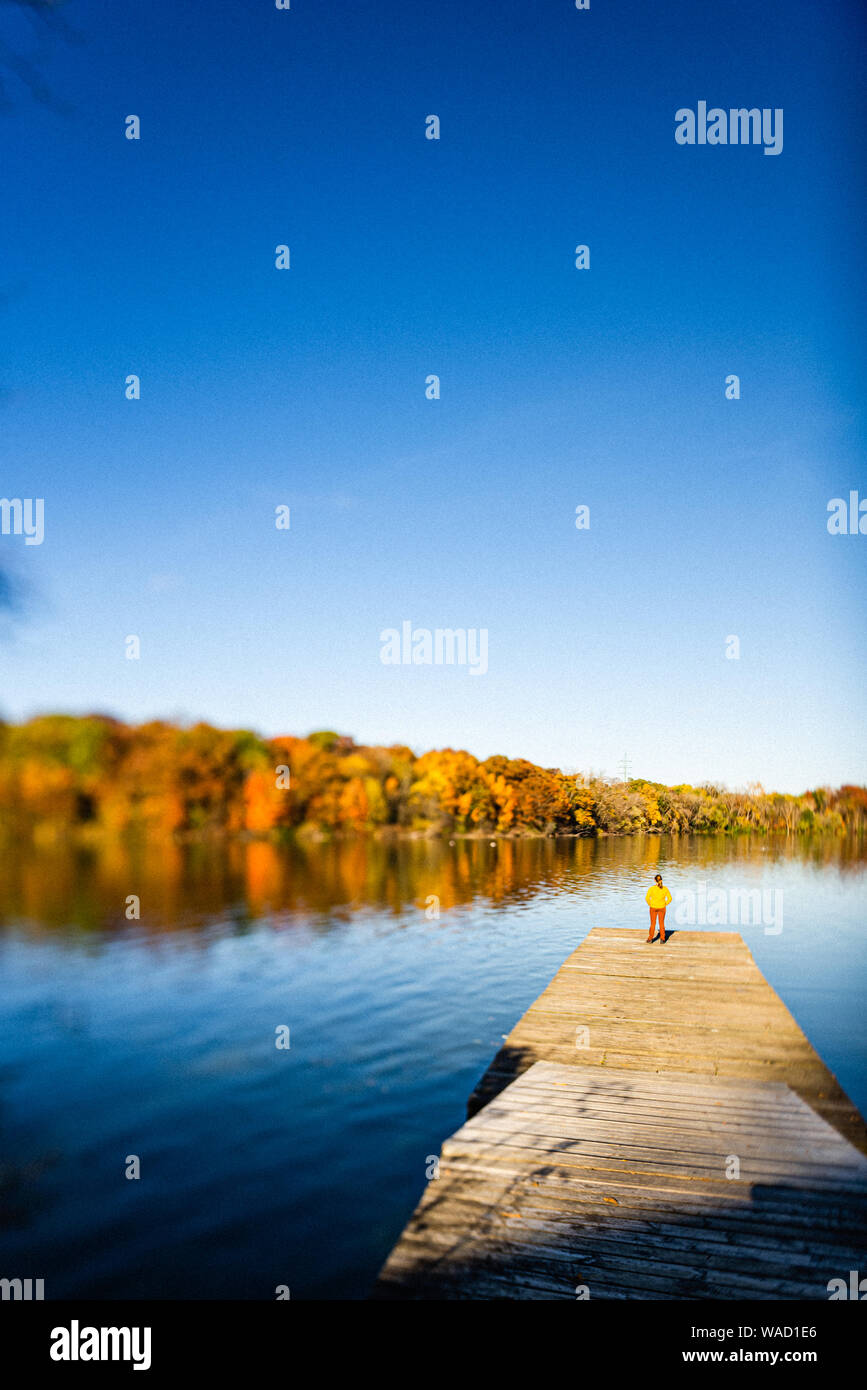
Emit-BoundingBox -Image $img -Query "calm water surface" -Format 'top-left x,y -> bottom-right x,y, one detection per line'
1,834 -> 865,1298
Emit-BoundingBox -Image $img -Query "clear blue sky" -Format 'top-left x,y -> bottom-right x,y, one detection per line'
1,0 -> 865,791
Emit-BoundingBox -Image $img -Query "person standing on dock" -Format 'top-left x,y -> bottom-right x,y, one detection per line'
645,874 -> 672,944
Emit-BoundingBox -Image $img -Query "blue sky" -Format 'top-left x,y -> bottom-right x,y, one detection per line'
1,0 -> 865,791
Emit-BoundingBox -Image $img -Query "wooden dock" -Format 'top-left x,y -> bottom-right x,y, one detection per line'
374,928 -> 867,1299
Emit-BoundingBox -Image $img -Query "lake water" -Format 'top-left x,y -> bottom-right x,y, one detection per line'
1,833 -> 865,1299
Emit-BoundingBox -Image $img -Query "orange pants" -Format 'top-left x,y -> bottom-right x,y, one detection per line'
649,907 -> 666,936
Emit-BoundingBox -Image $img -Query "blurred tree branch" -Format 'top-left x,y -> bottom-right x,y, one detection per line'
0,2 -> 78,610
0,0 -> 79,115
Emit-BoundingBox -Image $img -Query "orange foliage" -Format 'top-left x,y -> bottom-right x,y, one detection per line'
0,715 -> 865,842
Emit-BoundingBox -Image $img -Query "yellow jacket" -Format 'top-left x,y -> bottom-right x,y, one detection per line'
646,884 -> 672,908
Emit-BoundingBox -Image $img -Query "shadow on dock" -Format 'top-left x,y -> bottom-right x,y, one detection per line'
374,929 -> 867,1299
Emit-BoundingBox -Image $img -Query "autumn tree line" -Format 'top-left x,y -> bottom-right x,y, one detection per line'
0,715 -> 865,842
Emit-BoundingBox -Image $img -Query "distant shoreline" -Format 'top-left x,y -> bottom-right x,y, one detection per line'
1,715 -> 864,842
5,823 -> 864,852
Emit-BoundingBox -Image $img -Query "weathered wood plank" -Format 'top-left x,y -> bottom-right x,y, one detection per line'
465,927 -> 867,1155
373,929 -> 867,1299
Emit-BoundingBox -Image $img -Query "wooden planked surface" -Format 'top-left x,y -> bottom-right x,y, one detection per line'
374,1061 -> 867,1300
467,928 -> 867,1157
373,928 -> 867,1299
